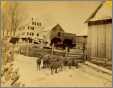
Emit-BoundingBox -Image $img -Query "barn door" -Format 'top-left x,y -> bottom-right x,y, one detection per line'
105,23 -> 112,60
87,25 -> 98,58
97,24 -> 106,58
87,25 -> 92,58
91,25 -> 98,57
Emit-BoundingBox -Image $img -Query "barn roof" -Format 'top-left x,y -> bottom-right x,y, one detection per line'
51,24 -> 64,32
85,1 -> 112,22
44,24 -> 64,31
61,32 -> 76,40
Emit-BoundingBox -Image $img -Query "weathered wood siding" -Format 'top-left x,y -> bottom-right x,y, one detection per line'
105,23 -> 112,60
87,23 -> 112,60
76,36 -> 87,49
76,36 -> 87,44
49,24 -> 64,40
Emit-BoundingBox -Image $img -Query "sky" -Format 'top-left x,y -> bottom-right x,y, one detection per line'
2,0 -> 109,36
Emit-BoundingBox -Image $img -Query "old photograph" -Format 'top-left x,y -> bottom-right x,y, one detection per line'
1,0 -> 112,87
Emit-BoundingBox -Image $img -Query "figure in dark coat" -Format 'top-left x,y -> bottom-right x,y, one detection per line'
36,58 -> 41,71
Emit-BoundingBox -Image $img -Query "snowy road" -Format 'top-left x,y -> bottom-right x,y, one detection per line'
14,54 -> 112,87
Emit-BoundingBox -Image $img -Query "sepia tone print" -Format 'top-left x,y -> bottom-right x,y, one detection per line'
1,0 -> 112,87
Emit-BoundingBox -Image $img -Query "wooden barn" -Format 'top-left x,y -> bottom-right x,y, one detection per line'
49,24 -> 76,49
76,35 -> 87,49
44,24 -> 76,49
49,24 -> 64,41
85,1 -> 112,68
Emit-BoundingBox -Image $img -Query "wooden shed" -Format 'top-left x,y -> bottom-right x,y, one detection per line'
49,24 -> 64,41
48,24 -> 76,48
85,1 -> 112,65
75,35 -> 87,49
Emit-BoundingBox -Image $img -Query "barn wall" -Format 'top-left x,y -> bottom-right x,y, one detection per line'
87,23 -> 112,60
105,23 -> 112,60
49,26 -> 64,40
76,36 -> 87,44
76,36 -> 87,49
97,24 -> 106,58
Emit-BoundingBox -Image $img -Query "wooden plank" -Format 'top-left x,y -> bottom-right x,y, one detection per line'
85,61 -> 112,75
106,23 -> 112,60
87,26 -> 92,58
97,24 -> 106,58
92,25 -> 98,57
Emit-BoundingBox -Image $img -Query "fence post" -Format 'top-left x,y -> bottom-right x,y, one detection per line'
83,42 -> 85,62
65,47 -> 68,57
51,43 -> 54,55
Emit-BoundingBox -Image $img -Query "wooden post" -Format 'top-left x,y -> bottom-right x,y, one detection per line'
51,43 -> 54,55
65,47 -> 68,57
83,42 -> 85,61
83,36 -> 87,61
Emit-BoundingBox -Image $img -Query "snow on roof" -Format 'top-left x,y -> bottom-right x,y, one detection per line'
86,1 -> 112,22
43,23 -> 56,32
44,23 -> 65,32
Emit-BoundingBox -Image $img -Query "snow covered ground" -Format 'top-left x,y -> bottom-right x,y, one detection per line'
14,54 -> 112,87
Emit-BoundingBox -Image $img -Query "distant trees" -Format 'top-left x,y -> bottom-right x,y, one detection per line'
1,1 -> 26,38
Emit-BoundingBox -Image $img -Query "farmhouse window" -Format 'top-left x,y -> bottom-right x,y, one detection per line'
37,33 -> 39,36
58,32 -> 61,37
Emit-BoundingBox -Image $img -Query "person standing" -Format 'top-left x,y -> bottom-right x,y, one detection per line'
36,58 -> 41,71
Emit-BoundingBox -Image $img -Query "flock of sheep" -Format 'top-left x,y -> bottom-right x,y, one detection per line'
36,54 -> 83,74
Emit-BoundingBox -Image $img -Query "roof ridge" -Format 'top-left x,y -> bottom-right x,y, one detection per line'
84,1 -> 104,23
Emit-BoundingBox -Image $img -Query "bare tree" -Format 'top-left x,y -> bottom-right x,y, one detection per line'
1,1 -> 26,64
1,1 -> 26,86
10,2 -> 23,37
1,1 -> 26,38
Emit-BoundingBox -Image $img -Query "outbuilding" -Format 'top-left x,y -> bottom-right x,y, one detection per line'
85,1 -> 112,69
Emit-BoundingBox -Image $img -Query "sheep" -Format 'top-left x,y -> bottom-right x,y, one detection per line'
64,57 -> 79,69
49,55 -> 64,74
41,54 -> 51,68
